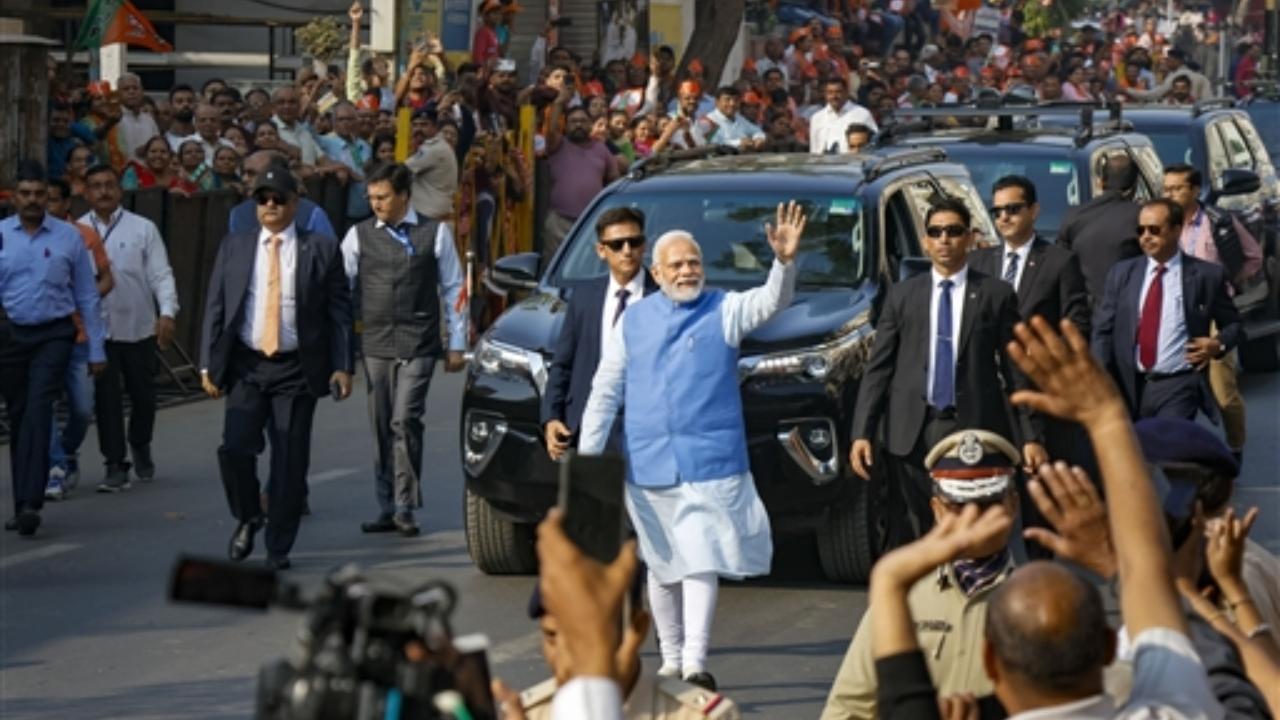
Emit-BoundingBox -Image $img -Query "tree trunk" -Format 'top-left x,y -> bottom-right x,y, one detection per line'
675,0 -> 745,89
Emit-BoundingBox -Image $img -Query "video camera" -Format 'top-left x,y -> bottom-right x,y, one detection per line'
168,556 -> 495,720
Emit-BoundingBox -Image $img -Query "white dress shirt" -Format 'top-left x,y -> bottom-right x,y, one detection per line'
927,266 -> 968,401
600,271 -> 647,353
1001,240 -> 1033,291
1135,253 -> 1190,374
241,224 -> 299,353
338,208 -> 468,352
195,134 -> 236,165
272,116 -> 324,165
118,108 -> 159,159
79,207 -> 180,342
808,101 -> 879,155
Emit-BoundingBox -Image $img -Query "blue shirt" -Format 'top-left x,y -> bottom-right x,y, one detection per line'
318,133 -> 373,219
228,198 -> 338,239
1136,253 -> 1191,374
0,214 -> 106,362
46,123 -> 98,180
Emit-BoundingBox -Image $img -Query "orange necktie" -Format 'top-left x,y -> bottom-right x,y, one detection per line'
260,235 -> 282,356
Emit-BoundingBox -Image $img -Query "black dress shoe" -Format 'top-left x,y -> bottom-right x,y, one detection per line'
361,515 -> 396,533
265,556 -> 291,570
228,518 -> 264,561
393,512 -> 420,537
683,672 -> 717,691
14,510 -> 41,537
4,516 -> 17,531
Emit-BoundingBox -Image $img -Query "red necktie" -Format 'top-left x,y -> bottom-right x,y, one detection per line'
1137,264 -> 1165,371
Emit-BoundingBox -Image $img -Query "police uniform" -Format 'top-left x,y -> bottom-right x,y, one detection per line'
821,430 -> 1021,720
520,672 -> 741,720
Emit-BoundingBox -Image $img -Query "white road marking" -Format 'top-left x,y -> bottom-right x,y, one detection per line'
309,467 -> 359,484
488,630 -> 544,664
0,542 -> 80,570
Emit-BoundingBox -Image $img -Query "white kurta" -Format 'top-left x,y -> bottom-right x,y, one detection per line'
579,260 -> 797,584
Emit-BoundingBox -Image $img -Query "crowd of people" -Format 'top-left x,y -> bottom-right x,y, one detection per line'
3,0 -> 1279,718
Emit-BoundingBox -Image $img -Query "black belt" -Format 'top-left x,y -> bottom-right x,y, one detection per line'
236,346 -> 299,362
1141,368 -> 1195,381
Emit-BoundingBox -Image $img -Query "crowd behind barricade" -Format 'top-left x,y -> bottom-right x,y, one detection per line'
3,0 -> 1280,718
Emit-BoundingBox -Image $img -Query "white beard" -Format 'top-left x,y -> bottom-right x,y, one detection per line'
661,278 -> 705,304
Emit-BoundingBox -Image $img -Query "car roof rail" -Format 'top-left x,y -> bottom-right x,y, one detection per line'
862,147 -> 949,181
625,144 -> 740,180
1192,97 -> 1238,117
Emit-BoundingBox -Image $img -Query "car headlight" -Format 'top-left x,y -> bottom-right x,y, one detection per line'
470,337 -> 548,395
738,311 -> 873,382
463,410 -> 508,474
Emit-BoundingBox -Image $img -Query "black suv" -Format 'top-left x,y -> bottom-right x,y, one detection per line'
1041,101 -> 1280,370
459,147 -> 996,583
880,103 -> 1167,242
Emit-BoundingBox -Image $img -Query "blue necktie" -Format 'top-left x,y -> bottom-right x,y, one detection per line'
931,279 -> 955,409
1003,252 -> 1019,286
387,222 -> 415,256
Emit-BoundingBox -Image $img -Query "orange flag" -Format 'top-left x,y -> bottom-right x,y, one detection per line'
104,1 -> 174,53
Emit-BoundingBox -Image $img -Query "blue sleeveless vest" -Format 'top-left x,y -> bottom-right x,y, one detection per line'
621,290 -> 750,487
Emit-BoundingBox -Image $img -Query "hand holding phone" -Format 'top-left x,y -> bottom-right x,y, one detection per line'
558,452 -> 626,563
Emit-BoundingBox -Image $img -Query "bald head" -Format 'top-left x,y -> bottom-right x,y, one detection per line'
985,562 -> 1112,700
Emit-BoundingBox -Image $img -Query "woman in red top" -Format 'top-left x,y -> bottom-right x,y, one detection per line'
121,136 -> 198,195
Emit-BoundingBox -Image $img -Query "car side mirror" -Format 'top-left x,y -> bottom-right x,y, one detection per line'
1210,168 -> 1261,203
489,252 -> 541,292
898,256 -> 932,282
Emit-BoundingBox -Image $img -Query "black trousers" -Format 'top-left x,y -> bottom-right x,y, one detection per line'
1138,371 -> 1203,420
883,409 -> 959,550
0,317 -> 74,515
94,337 -> 158,469
217,347 -> 318,558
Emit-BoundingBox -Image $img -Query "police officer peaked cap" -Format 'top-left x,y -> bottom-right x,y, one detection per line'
925,430 -> 1019,504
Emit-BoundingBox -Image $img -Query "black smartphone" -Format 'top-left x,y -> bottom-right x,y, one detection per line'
551,16 -> 573,27
448,634 -> 497,720
558,452 -> 626,563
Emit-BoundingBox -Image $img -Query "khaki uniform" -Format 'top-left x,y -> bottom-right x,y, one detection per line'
820,561 -> 1013,720
521,671 -> 741,720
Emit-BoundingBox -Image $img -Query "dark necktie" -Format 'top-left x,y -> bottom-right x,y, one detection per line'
612,288 -> 631,327
931,279 -> 955,409
1003,251 -> 1019,286
1137,264 -> 1166,371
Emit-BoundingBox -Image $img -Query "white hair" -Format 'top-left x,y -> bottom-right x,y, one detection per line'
118,72 -> 142,86
651,230 -> 701,267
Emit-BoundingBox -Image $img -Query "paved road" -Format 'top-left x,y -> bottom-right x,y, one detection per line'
2,369 -> 1277,719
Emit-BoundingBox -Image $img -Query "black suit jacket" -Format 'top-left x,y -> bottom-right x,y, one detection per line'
852,268 -> 1038,457
540,272 -> 659,432
970,237 -> 1091,336
1056,191 -> 1142,307
1092,253 -> 1243,416
200,226 -> 354,397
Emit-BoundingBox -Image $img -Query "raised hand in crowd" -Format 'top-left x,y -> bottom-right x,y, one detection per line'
1023,461 -> 1117,580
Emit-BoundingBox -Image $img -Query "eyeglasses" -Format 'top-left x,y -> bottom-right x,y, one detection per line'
1136,224 -> 1166,236
255,193 -> 289,206
989,202 -> 1027,218
925,224 -> 968,238
599,235 -> 646,252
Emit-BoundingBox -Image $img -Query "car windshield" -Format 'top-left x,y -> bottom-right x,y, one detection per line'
553,191 -> 868,290
1244,104 -> 1280,161
941,150 -> 1081,232
1144,129 -> 1195,166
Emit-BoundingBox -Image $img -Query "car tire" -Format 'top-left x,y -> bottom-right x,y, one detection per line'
464,486 -> 538,575
817,483 -> 878,584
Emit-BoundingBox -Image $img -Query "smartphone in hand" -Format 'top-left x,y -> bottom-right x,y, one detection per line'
557,452 -> 626,563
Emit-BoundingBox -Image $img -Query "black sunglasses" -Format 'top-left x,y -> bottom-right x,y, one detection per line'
925,224 -> 968,239
1136,224 -> 1166,236
990,202 -> 1027,217
599,235 -> 646,252
255,193 -> 290,206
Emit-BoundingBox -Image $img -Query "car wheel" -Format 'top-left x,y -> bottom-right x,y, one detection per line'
464,486 -> 538,575
816,483 -> 878,584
